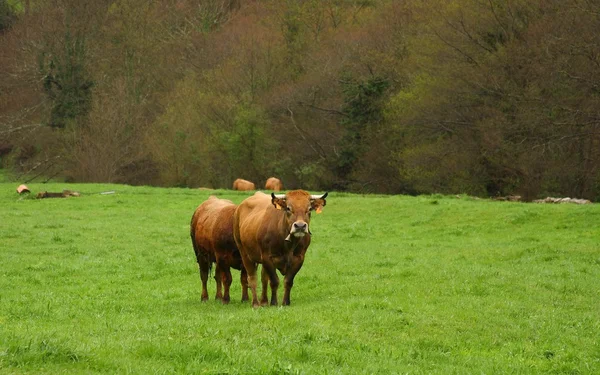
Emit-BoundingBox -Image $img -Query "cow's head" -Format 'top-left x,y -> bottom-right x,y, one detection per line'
271,190 -> 328,241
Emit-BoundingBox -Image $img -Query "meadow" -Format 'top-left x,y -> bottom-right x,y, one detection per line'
0,181 -> 599,374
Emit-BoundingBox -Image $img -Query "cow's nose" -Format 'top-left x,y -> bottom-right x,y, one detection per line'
293,222 -> 307,231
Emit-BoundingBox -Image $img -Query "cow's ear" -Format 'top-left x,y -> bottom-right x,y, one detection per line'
310,198 -> 326,214
271,193 -> 286,210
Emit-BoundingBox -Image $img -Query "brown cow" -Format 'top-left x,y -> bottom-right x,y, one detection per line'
190,196 -> 248,303
233,190 -> 327,307
265,177 -> 283,191
233,178 -> 255,191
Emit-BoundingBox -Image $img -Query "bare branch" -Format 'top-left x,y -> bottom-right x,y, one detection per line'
297,101 -> 349,117
457,17 -> 494,53
18,155 -> 61,183
286,105 -> 327,160
0,123 -> 44,136
487,0 -> 509,42
431,28 -> 480,66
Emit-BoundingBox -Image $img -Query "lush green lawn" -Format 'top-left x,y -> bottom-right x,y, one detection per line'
1,182 -> 599,374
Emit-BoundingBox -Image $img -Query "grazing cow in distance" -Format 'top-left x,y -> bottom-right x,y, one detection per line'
265,177 -> 283,191
233,190 -> 328,307
190,196 -> 248,303
233,178 -> 255,191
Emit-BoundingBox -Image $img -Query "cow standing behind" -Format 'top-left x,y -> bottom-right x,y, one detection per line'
265,177 -> 283,191
233,178 -> 255,191
233,190 -> 327,307
190,196 -> 248,303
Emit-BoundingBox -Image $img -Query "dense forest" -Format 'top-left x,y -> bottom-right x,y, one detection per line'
1,0 -> 599,200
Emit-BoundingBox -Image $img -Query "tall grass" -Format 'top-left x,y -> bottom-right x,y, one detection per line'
1,183 -> 599,374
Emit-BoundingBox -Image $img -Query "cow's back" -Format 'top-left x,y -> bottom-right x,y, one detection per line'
192,196 -> 236,254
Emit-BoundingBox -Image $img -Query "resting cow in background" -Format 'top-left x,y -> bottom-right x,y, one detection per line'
265,177 -> 283,191
233,178 -> 255,191
233,190 -> 328,307
190,196 -> 248,303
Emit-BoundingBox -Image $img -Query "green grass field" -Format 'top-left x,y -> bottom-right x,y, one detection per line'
1,182 -> 599,374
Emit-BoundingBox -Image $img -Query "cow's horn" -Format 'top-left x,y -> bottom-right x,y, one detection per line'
272,194 -> 286,199
310,192 -> 328,200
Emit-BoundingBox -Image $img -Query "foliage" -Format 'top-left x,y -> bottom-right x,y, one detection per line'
334,74 -> 390,189
0,0 -> 17,32
41,29 -> 93,129
1,0 -> 600,199
1,183 -> 599,373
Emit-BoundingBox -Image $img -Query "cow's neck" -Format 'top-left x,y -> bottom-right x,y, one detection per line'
284,236 -> 305,252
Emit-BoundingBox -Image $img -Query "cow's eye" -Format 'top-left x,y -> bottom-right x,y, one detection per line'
286,206 -> 293,213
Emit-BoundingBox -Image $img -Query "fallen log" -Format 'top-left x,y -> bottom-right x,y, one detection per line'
36,190 -> 81,199
533,197 -> 591,205
493,195 -> 522,202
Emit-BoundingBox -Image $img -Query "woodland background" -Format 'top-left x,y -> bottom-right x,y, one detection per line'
1,0 -> 599,200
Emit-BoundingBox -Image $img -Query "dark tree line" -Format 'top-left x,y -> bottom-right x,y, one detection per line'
1,0 -> 599,200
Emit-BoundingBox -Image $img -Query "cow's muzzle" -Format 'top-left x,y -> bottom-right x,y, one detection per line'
285,221 -> 309,241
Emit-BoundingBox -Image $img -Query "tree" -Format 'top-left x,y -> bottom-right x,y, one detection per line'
0,0 -> 17,32
334,75 -> 389,189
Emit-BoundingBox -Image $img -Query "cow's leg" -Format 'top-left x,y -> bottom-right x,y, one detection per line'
261,261 -> 280,306
282,257 -> 305,306
240,267 -> 249,302
241,254 -> 259,307
221,265 -> 233,304
215,255 -> 232,303
260,266 -> 269,306
214,264 -> 223,301
198,254 -> 210,302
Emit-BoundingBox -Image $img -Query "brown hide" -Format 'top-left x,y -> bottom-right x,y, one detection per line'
265,177 -> 283,191
190,196 -> 248,303
233,178 -> 255,191
233,190 -> 327,307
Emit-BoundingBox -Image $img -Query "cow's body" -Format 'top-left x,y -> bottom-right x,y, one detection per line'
233,178 -> 255,191
233,190 -> 327,307
190,196 -> 248,303
265,177 -> 283,191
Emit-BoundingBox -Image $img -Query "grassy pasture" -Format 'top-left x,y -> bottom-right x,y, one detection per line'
0,182 -> 599,374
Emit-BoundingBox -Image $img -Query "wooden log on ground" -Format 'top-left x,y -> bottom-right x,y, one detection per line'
36,190 -> 80,199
